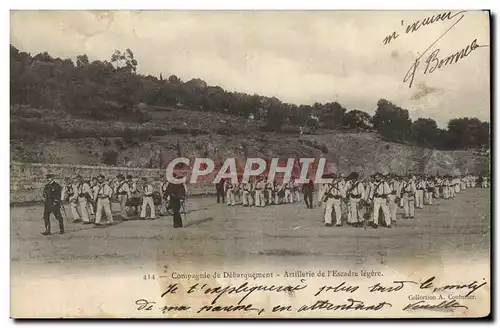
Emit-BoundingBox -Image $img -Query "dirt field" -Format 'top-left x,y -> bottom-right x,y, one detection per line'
11,188 -> 490,270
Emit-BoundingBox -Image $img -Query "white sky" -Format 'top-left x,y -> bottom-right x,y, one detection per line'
10,10 -> 490,127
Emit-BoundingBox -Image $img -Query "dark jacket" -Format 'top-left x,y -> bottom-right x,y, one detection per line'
165,182 -> 186,199
43,181 -> 62,212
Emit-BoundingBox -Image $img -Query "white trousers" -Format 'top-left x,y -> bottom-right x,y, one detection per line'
78,197 -> 90,222
242,191 -> 251,206
424,191 -> 433,205
373,197 -> 391,226
226,189 -> 236,205
387,195 -> 397,222
416,190 -> 424,208
294,190 -> 301,202
141,196 -> 156,218
254,190 -> 266,207
324,198 -> 342,225
96,198 -> 113,224
348,198 -> 362,224
403,195 -> 415,218
70,201 -> 80,220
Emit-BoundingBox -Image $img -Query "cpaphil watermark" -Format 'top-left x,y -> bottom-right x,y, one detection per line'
165,157 -> 336,184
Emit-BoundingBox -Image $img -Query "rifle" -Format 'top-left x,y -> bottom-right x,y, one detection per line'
60,203 -> 69,223
320,181 -> 341,202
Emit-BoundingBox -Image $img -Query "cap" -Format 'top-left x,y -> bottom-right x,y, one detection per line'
45,173 -> 55,179
126,175 -> 133,179
116,173 -> 124,179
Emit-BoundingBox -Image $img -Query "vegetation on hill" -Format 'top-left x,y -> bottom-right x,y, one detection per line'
10,45 -> 490,168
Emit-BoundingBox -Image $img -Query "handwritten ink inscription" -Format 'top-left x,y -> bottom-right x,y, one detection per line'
133,275 -> 487,316
382,11 -> 489,88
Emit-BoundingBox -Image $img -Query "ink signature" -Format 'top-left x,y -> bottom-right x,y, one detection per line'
385,11 -> 489,88
402,300 -> 468,312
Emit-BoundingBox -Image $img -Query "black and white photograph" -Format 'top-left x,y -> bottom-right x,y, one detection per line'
9,10 -> 491,318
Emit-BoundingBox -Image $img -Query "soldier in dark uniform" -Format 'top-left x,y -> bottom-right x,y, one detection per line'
302,178 -> 315,209
165,174 -> 187,228
42,174 -> 65,235
215,178 -> 226,204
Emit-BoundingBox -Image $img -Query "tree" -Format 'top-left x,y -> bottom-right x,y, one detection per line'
318,102 -> 346,129
447,117 -> 485,149
76,54 -> 89,67
202,86 -> 230,112
265,101 -> 286,131
411,118 -> 439,148
342,110 -> 373,131
477,122 -> 490,149
373,99 -> 412,142
168,74 -> 181,84
110,48 -> 138,73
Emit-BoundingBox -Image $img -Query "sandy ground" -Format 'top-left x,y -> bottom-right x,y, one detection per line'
10,188 -> 490,271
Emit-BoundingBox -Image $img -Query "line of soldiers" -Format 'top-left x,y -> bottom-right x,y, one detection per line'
318,172 -> 487,229
216,176 -> 305,207
41,173 -> 187,235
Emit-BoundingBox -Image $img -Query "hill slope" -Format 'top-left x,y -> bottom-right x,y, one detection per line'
10,105 -> 489,176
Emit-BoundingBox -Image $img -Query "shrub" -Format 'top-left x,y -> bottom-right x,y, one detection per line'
102,150 -> 119,165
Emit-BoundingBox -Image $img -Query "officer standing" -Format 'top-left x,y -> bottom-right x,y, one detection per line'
164,174 -> 187,228
215,178 -> 226,204
42,174 -> 65,235
301,178 -> 315,209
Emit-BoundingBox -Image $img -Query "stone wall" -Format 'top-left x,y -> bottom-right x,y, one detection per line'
10,162 -> 216,203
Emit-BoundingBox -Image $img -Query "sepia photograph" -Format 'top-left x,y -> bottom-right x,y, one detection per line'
9,9 -> 491,318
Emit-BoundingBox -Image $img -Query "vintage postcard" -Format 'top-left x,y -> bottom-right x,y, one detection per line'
10,10 -> 491,318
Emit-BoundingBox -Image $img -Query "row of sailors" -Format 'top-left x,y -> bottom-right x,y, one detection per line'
221,178 -> 302,207
318,173 -> 486,229
61,174 -> 186,227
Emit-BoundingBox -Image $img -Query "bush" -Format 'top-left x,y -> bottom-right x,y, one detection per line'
102,150 -> 119,165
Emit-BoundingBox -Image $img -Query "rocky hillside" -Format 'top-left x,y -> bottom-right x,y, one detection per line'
10,105 -> 490,176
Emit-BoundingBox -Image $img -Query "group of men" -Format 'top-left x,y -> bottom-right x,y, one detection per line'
41,168 -> 489,235
41,173 -> 187,235
216,177 -> 315,207
318,172 -> 487,229
213,172 -> 488,230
